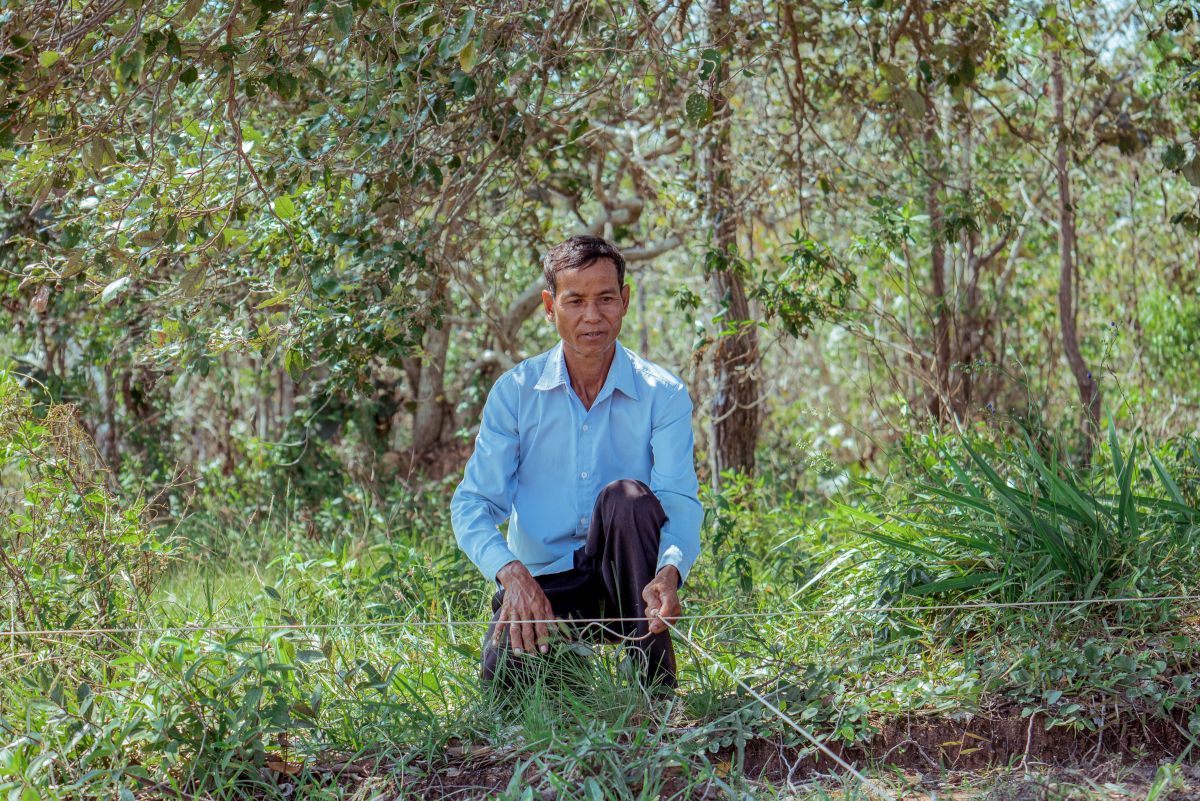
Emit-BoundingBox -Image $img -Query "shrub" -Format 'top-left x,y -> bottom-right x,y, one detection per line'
0,373 -> 174,634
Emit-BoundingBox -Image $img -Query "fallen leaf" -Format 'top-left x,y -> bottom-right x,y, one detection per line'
267,759 -> 302,776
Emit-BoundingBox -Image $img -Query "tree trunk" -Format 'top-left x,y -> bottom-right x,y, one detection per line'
706,0 -> 759,483
917,4 -> 953,423
1052,46 -> 1102,456
411,296 -> 451,454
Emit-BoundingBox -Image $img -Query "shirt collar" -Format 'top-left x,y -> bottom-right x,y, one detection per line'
534,340 -> 640,401
534,341 -> 568,391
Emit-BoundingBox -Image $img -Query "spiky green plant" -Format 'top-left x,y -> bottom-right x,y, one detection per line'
848,424 -> 1199,604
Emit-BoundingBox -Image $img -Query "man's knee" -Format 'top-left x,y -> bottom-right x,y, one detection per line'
597,479 -> 661,513
597,482 -> 672,532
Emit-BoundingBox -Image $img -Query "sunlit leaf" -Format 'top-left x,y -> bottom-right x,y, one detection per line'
100,277 -> 130,303
273,195 -> 296,220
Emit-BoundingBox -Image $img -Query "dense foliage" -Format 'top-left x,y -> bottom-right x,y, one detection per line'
3,0 -> 1198,500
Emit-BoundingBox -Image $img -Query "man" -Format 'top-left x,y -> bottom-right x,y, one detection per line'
451,235 -> 702,688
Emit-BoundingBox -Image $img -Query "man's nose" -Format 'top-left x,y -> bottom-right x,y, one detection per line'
582,301 -> 603,321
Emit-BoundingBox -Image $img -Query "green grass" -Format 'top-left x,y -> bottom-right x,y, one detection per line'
5,549 -> 1196,799
2,408 -> 1199,799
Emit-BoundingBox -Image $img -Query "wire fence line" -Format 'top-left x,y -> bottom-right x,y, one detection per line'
661,614 -> 898,801
2,593 -> 1196,639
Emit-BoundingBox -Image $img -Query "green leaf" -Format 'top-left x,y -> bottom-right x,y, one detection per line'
180,264 -> 207,298
880,63 -> 906,84
39,50 -> 62,68
458,40 -> 477,73
242,685 -> 264,711
331,3 -> 353,37
100,277 -> 130,303
898,88 -> 925,119
1163,143 -> 1187,171
698,47 -> 721,82
1149,449 -> 1188,508
685,92 -> 712,127
180,64 -> 198,86
910,573 -> 1001,595
256,288 -> 295,309
568,118 -> 589,142
118,50 -> 144,84
442,9 -> 476,58
1181,156 -> 1200,187
273,195 -> 296,220
284,349 -> 307,380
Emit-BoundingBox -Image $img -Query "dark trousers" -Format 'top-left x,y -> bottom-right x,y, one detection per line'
481,479 -> 677,688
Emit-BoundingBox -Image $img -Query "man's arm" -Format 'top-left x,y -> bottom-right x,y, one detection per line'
649,383 -> 703,582
450,373 -> 521,582
450,373 -> 559,654
644,383 -> 702,634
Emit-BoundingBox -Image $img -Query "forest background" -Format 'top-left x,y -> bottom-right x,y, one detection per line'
6,0 -> 1200,497
2,0 -> 1200,799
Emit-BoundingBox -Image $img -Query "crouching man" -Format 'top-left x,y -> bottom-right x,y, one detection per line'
450,235 -> 702,688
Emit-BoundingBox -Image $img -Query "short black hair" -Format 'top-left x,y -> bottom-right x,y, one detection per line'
541,235 -> 626,296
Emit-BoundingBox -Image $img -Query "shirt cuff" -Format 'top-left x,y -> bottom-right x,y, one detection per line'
476,540 -> 519,583
655,543 -> 687,587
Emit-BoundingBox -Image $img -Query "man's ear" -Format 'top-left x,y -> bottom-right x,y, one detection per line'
620,283 -> 630,312
541,289 -> 555,321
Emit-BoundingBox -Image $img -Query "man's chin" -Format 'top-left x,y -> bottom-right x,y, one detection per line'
572,336 -> 613,353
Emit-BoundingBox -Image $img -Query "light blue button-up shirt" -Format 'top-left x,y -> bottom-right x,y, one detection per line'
451,340 -> 702,584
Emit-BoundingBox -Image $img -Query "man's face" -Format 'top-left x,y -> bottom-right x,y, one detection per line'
542,259 -> 630,361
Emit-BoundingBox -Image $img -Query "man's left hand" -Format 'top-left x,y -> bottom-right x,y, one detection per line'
641,565 -> 682,635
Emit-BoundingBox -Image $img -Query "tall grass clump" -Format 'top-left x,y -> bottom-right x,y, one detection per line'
846,424 -> 1200,606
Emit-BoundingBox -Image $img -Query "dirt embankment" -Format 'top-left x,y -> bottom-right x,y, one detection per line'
738,709 -> 1197,779
286,709 -> 1197,799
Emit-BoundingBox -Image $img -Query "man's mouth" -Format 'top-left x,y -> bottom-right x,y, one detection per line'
581,332 -> 605,340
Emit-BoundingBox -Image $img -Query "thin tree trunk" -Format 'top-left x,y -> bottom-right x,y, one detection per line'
411,295 -> 451,454
278,366 -> 292,422
706,0 -> 759,483
1052,46 -> 1102,456
917,4 -> 953,423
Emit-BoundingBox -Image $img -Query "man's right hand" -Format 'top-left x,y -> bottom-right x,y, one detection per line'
494,560 -> 559,654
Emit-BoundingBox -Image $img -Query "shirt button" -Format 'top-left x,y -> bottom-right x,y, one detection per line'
580,471 -> 588,479
580,517 -> 587,526
582,424 -> 589,431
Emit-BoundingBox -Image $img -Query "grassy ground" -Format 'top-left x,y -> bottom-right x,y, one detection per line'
8,533 -> 1197,798
2,394 -> 1199,799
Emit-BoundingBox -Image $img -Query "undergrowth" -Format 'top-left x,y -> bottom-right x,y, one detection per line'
1,376 -> 1198,799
